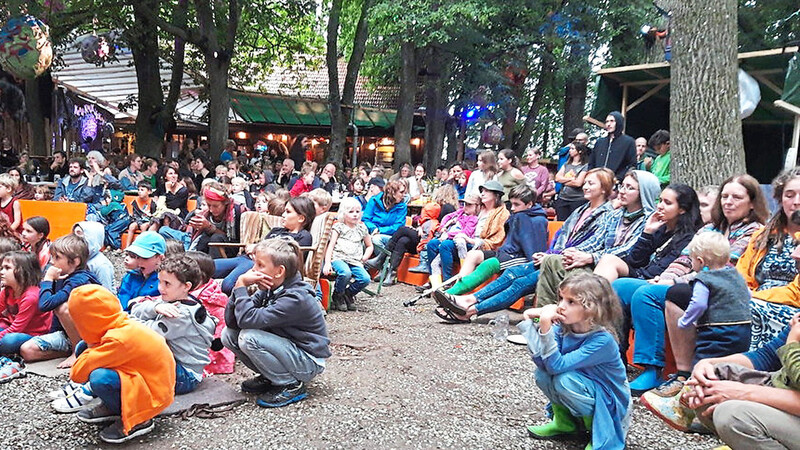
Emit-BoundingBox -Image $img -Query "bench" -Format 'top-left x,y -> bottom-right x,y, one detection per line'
19,200 -> 87,240
121,196 -> 198,249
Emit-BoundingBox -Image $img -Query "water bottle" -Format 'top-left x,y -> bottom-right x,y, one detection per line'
490,312 -> 510,342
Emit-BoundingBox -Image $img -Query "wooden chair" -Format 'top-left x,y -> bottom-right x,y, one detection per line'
208,211 -> 283,257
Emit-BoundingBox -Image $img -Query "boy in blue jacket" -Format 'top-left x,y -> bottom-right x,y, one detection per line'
223,238 -> 330,408
117,232 -> 166,310
20,234 -> 100,368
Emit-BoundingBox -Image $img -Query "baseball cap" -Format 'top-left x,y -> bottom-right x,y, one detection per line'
368,177 -> 385,188
126,231 -> 167,259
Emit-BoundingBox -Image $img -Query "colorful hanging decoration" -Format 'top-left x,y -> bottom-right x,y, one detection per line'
0,15 -> 53,79
80,32 -> 118,65
481,124 -> 503,146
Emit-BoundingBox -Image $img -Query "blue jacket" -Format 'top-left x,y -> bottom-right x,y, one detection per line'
362,192 -> 408,235
53,175 -> 102,203
745,323 -> 790,372
39,269 -> 100,332
117,270 -> 160,311
497,205 -> 548,263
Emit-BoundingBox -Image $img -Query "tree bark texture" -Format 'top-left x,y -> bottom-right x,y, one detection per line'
392,41 -> 417,169
562,46 -> 589,145
130,0 -> 167,158
421,46 -> 451,173
328,0 -> 372,166
516,48 -> 556,154
24,77 -> 47,157
668,0 -> 745,186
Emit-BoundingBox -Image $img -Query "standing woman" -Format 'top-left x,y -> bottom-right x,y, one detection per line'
522,147 -> 550,200
494,149 -> 525,202
160,166 -> 189,218
554,143 -> 590,220
465,151 -> 497,197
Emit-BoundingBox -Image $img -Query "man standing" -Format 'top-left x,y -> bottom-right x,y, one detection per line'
589,111 -> 637,183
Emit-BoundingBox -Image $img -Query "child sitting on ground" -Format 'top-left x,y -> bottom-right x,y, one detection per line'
117,232 -> 166,311
223,238 -> 330,407
20,216 -> 51,269
0,173 -> 22,232
185,250 -> 235,374
323,197 -> 373,312
20,234 -> 99,368
72,221 -> 115,292
68,285 -> 175,444
128,255 -> 216,394
0,251 -> 47,381
126,181 -> 158,249
520,273 -> 631,450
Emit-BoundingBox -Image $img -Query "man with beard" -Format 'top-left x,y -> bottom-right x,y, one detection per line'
53,158 -> 102,203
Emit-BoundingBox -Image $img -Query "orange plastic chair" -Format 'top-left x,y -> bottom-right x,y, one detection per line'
19,200 -> 87,240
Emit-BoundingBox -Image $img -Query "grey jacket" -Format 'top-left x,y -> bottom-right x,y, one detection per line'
130,297 -> 216,374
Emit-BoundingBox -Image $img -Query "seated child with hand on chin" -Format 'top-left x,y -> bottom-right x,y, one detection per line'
223,238 -> 330,408
128,255 -> 216,394
520,273 -> 631,450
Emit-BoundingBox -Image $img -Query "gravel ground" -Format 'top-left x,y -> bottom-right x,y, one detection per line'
0,254 -> 723,449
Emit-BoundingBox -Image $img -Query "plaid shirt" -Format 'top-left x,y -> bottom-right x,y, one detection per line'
576,208 -> 649,264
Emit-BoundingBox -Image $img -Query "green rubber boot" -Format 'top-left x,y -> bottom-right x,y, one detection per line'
447,258 -> 501,295
583,415 -> 593,450
527,404 -> 578,439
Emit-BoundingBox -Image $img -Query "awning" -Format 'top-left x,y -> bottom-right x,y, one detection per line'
230,89 -> 402,131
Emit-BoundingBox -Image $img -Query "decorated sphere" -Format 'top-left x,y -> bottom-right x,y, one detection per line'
481,124 -> 503,146
0,15 -> 53,79
80,33 -> 117,65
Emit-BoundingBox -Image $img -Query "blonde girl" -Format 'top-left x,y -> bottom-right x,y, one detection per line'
521,273 -> 631,450
323,197 -> 373,312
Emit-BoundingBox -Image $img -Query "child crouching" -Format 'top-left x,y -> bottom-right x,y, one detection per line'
223,238 -> 330,407
520,273 -> 631,450
128,255 -> 216,394
68,285 -> 175,444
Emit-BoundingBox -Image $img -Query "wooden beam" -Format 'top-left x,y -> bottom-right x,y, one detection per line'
583,115 -> 604,128
738,46 -> 799,60
627,81 -> 669,112
596,61 -> 670,75
775,100 -> 800,117
621,78 -> 673,88
621,85 -> 629,118
751,74 -> 783,97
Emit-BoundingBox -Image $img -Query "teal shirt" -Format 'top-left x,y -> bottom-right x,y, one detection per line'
650,151 -> 670,186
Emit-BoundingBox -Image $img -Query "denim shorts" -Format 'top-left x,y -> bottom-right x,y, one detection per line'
30,331 -> 72,353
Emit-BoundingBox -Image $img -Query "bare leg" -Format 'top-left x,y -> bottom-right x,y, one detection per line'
454,294 -> 477,309
665,301 -> 695,372
147,221 -> 160,232
19,340 -> 70,363
593,254 -> 629,282
125,222 -> 139,248
54,303 -> 80,368
458,250 -> 485,277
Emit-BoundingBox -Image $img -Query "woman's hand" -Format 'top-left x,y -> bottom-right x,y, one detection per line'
644,211 -> 666,234
562,249 -> 593,269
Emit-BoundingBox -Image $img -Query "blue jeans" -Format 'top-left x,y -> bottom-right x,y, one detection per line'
330,260 -> 370,295
536,370 -> 597,418
472,263 -> 540,315
214,255 -> 254,295
612,278 -> 669,367
424,239 -> 442,270
0,331 -> 34,355
89,368 -> 122,414
439,239 -> 471,280
222,328 -> 324,386
373,234 -> 391,249
175,362 -> 201,395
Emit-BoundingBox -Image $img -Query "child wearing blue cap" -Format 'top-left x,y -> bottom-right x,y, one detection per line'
117,232 -> 166,311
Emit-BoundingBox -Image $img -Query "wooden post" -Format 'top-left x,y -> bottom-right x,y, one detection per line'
621,85 -> 629,118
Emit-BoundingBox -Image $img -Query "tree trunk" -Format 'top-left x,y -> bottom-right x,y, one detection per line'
445,116 -> 457,164
328,0 -> 372,166
24,77 -> 47,157
421,48 -> 450,173
393,41 -> 417,169
516,48 -> 556,153
130,0 -> 165,158
205,53 -> 231,161
667,0 -> 745,186
563,46 -> 589,144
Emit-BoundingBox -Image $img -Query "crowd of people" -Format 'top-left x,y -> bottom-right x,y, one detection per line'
0,114 -> 798,449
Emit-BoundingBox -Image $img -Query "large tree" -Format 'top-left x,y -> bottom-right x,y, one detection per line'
665,0 -> 746,186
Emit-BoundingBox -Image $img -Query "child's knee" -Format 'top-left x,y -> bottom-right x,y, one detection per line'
55,302 -> 71,318
19,340 -> 41,359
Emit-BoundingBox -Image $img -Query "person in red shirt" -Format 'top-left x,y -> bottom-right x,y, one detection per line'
0,251 -> 49,359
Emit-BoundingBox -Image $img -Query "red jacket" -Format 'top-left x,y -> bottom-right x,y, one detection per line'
0,285 -> 50,339
289,179 -> 312,197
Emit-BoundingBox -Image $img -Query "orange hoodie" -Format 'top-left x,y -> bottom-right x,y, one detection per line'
68,285 -> 176,433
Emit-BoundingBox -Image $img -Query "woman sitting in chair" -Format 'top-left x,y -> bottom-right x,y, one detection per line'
212,196 -> 315,294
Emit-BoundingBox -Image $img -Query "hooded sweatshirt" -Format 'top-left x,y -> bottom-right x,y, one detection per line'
74,221 -> 115,292
497,204 -> 549,263
69,285 -> 175,433
39,269 -> 100,333
589,111 -> 637,182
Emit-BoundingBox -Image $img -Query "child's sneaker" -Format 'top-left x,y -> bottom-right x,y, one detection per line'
0,357 -> 25,383
78,403 -> 121,424
99,419 -> 154,444
639,385 -> 695,432
47,380 -> 84,399
256,381 -> 307,408
51,386 -> 101,413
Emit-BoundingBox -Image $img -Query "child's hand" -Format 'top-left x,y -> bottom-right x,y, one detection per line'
532,252 -> 546,266
155,302 -> 181,318
236,269 -> 274,291
522,307 -> 541,321
788,313 -> 800,343
44,265 -> 62,281
538,304 -> 561,325
322,262 -> 332,276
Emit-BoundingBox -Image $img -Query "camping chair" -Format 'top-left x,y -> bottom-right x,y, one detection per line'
362,242 -> 391,297
300,212 -> 337,310
208,211 -> 283,257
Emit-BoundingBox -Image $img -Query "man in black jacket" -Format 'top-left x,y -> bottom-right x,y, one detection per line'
589,111 -> 637,183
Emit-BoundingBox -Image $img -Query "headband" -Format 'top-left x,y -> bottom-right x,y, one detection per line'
204,187 -> 228,202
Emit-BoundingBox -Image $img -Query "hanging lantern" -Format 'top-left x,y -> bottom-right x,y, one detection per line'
481,124 -> 503,146
80,32 -> 118,65
0,15 -> 54,79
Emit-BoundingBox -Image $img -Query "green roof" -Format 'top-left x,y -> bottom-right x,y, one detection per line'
229,89 -> 398,130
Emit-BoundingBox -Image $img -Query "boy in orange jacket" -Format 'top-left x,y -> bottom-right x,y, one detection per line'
68,285 -> 175,444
